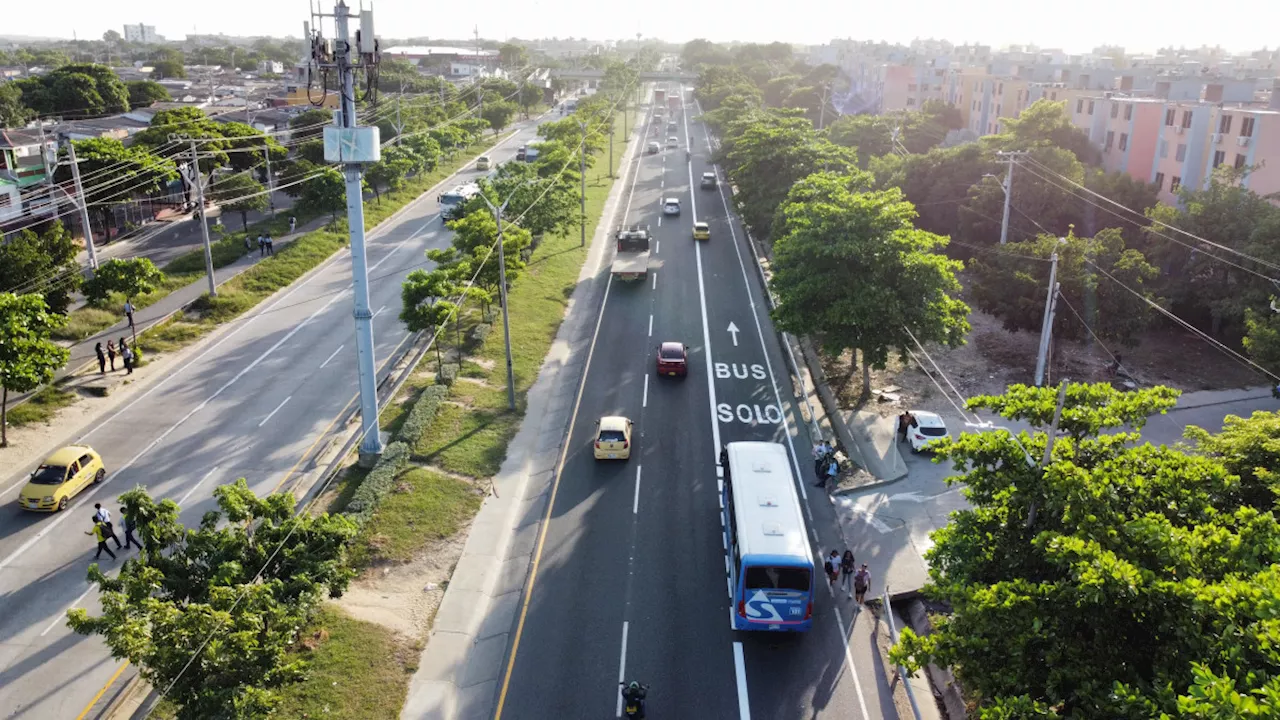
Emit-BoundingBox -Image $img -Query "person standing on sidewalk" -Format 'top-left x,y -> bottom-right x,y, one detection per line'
120,340 -> 134,375
106,340 -> 117,371
288,215 -> 297,234
92,503 -> 123,550
95,342 -> 106,374
258,234 -> 266,257
123,300 -> 135,329
265,233 -> 274,256
840,550 -> 856,599
85,519 -> 117,561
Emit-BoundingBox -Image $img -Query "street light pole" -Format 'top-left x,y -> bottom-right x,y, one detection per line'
480,194 -> 517,411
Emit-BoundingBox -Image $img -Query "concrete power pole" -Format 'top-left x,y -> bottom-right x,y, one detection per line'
995,150 -> 1027,245
480,195 -> 517,410
575,117 -> 588,247
61,136 -> 100,271
1033,251 -> 1061,387
314,0 -> 386,462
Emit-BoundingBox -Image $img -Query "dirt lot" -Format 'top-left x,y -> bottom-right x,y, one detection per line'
822,307 -> 1263,419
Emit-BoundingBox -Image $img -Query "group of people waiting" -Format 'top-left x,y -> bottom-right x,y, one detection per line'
812,440 -> 840,488
94,338 -> 135,375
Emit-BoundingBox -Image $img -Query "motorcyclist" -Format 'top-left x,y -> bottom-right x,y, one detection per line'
620,681 -> 648,718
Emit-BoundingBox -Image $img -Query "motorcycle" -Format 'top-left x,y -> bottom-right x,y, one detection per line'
620,681 -> 649,719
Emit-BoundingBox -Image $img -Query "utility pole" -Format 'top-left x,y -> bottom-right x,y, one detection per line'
1026,381 -> 1068,529
171,135 -> 218,296
479,194 -> 517,410
61,135 -> 100,271
575,116 -> 587,247
313,0 -> 386,462
995,150 -> 1027,244
1033,250 -> 1061,387
818,82 -> 832,130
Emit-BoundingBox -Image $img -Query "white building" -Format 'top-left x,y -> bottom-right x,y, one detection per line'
123,24 -> 163,44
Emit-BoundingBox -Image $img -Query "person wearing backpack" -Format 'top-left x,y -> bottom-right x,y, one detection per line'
824,550 -> 841,587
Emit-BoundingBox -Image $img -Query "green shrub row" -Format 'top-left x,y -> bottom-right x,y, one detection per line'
341,441 -> 410,526
396,385 -> 447,446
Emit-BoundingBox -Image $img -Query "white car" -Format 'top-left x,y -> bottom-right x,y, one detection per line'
906,410 -> 950,453
662,198 -> 681,215
666,136 -> 680,148
647,141 -> 661,154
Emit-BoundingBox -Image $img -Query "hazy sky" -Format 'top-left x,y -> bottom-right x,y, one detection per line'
10,0 -> 1279,55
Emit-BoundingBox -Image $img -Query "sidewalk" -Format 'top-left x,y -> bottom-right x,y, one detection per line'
8,212 -> 331,409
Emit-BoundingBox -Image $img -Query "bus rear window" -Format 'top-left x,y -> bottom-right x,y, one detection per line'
745,566 -> 810,591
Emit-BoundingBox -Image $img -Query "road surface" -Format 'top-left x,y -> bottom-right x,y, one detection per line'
0,113 -> 552,720
497,87 -> 895,719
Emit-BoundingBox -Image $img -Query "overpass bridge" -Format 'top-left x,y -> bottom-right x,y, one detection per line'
549,68 -> 698,82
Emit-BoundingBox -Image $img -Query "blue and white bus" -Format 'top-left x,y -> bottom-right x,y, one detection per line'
722,441 -> 815,632
439,182 -> 480,221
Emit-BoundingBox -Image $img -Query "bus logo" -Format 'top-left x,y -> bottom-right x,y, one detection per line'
744,590 -> 783,622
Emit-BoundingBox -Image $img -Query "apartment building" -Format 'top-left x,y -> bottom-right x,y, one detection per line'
1071,93 -> 1280,204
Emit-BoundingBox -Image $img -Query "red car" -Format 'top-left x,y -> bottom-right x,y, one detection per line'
656,342 -> 689,377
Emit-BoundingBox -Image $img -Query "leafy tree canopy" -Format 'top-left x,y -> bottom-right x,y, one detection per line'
892,384 -> 1280,719
770,172 -> 970,387
0,222 -> 82,315
0,292 -> 69,446
13,63 -> 130,117
970,227 -> 1160,346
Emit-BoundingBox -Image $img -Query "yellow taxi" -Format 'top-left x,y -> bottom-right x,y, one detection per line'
593,416 -> 633,461
18,445 -> 106,512
693,222 -> 710,240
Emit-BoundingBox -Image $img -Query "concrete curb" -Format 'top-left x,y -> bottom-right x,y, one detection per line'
400,107 -> 645,720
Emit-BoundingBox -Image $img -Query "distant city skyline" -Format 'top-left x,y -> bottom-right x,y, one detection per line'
5,0 -> 1279,57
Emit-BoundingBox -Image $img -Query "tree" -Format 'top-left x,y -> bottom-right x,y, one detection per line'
869,142 -> 995,240
295,139 -> 326,165
719,111 -> 858,240
1078,168 -> 1159,245
762,75 -> 800,108
150,58 -> 185,79
956,145 -> 1085,249
1143,166 -> 1280,336
365,145 -> 419,203
1243,305 -> 1280,380
68,481 -> 357,720
486,160 -> 578,239
987,98 -> 1100,166
970,228 -> 1160,347
297,166 -> 347,221
498,43 -> 529,69
0,83 -> 32,127
12,63 -> 131,117
290,109 -> 334,142
770,172 -> 970,392
209,173 -> 268,230
126,79 -> 170,107
430,209 -> 531,302
134,108 -> 234,174
55,137 -> 177,241
0,293 -> 69,446
481,100 -> 518,135
0,222 -> 82,315
891,383 -> 1280,718
82,257 -> 163,342
681,38 -> 732,69
400,269 -> 460,366
102,30 -> 123,45
518,83 -> 542,119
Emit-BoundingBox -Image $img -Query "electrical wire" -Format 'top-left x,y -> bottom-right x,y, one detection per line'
902,325 -> 979,423
1018,154 -> 1280,279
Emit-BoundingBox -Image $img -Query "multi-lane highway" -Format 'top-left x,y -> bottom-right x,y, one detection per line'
498,87 -> 895,718
0,113 -> 554,720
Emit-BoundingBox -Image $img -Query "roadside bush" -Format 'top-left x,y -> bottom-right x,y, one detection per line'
470,323 -> 492,345
396,385 -> 447,445
438,363 -> 459,385
342,441 -> 410,526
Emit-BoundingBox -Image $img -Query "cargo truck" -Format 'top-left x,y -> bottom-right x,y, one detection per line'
611,225 -> 651,281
